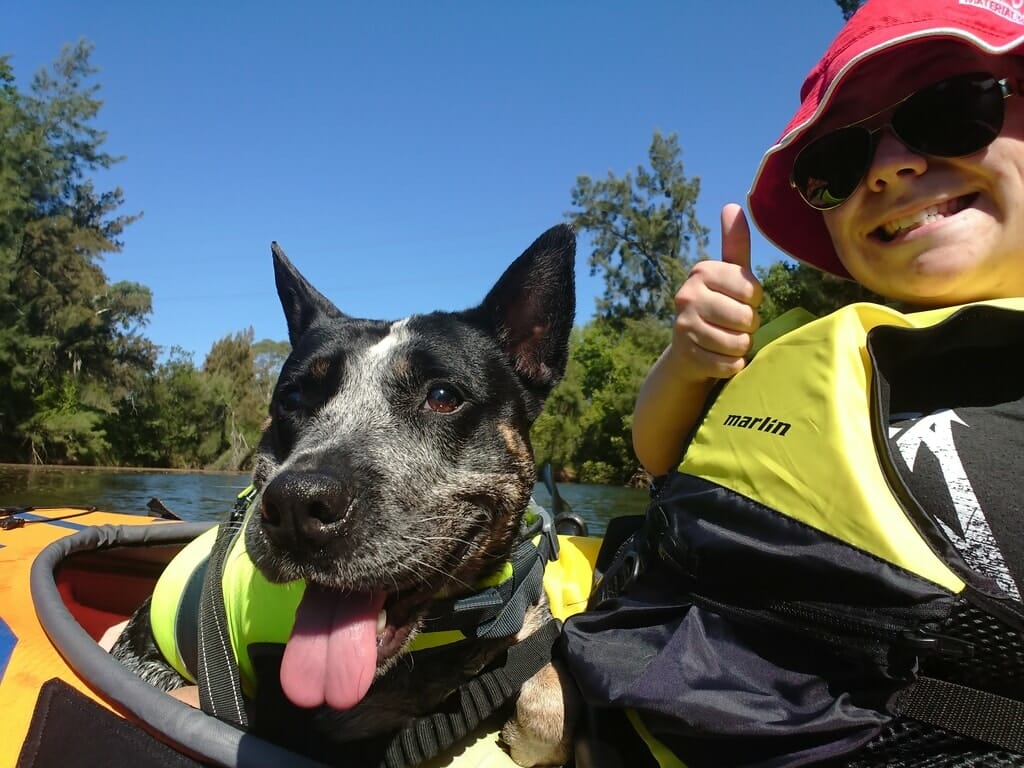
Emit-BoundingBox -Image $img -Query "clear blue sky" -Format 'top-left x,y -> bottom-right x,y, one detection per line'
7,1 -> 845,360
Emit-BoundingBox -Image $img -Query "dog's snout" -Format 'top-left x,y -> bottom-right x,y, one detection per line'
261,470 -> 351,549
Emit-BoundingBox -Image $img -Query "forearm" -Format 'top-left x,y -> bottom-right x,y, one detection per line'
632,347 -> 716,477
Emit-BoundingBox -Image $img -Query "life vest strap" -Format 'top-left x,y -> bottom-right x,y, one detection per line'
196,519 -> 249,728
891,675 -> 1024,753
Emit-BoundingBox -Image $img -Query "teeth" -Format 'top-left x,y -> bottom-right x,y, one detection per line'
881,199 -> 962,238
376,610 -> 387,635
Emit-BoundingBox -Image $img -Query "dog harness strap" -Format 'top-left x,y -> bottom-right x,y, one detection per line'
196,519 -> 250,728
380,619 -> 563,768
476,540 -> 547,639
421,505 -> 561,641
890,676 -> 1024,752
473,505 -> 560,639
500,615 -> 563,686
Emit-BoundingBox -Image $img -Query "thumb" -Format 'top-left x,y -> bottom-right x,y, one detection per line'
720,203 -> 751,272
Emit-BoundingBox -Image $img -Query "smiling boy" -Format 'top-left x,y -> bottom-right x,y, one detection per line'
570,0 -> 1024,764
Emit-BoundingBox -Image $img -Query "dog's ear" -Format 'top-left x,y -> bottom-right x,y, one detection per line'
271,242 -> 345,346
471,224 -> 576,400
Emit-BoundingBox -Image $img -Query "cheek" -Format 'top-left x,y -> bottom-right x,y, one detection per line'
822,208 -> 855,263
823,208 -> 887,287
821,208 -> 841,236
986,140 -> 1024,199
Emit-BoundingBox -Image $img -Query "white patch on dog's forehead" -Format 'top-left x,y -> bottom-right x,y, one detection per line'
295,317 -> 413,452
364,317 -> 411,362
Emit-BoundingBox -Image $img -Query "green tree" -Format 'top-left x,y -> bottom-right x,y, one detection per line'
567,130 -> 709,325
108,347 -> 238,469
531,328 -> 586,472
533,317 -> 669,485
575,317 -> 670,485
0,56 -> 46,450
758,261 -> 883,323
160,349 -> 227,468
203,328 -> 268,470
0,41 -> 150,463
556,131 -> 707,483
105,332 -> 284,470
18,374 -> 111,464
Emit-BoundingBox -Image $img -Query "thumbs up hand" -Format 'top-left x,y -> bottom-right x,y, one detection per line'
670,203 -> 763,382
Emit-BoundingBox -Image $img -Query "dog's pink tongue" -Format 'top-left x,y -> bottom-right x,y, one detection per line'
280,587 -> 386,710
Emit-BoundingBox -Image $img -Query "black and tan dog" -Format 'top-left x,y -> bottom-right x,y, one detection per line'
111,225 -> 578,766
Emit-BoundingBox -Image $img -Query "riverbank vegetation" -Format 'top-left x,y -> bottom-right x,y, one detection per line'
1,9 -> 871,480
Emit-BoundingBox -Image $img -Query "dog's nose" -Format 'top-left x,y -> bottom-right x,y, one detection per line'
261,470 -> 351,550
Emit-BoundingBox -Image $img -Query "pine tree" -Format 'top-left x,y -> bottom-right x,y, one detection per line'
0,41 -> 151,463
567,131 -> 709,326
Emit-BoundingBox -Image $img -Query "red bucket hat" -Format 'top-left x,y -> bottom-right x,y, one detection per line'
748,0 -> 1024,279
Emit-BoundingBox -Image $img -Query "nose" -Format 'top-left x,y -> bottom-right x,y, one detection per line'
865,128 -> 928,193
261,470 -> 351,551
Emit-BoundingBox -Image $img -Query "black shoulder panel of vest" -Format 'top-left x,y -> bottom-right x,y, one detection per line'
869,304 -> 1024,620
869,303 -> 1024,415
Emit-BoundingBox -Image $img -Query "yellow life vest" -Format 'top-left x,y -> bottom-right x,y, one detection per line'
563,298 -> 1024,768
681,298 -> 1024,592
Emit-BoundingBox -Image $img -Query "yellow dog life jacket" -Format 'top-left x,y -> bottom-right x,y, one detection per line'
150,503 -> 600,697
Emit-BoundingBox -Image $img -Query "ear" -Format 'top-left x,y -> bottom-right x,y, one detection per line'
271,242 -> 345,346
471,224 -> 576,399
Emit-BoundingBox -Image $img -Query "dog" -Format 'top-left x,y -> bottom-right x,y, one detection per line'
111,224 -> 578,767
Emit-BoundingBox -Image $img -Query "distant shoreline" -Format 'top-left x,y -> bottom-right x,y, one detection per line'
0,463 -> 248,476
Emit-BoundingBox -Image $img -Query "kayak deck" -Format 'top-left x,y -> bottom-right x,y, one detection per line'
0,507 -> 186,767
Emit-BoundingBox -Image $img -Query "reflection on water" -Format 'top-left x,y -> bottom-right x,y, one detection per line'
0,464 -> 651,531
0,465 -> 250,523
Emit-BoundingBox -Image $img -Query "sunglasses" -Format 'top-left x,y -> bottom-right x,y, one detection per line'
791,72 -> 1015,210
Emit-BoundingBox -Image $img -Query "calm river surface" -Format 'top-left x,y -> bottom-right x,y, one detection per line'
0,464 -> 650,533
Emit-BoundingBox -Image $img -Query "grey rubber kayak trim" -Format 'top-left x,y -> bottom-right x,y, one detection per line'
30,521 -> 329,768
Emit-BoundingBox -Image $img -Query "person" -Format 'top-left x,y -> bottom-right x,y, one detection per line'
633,1 -> 1024,479
562,0 -> 1024,765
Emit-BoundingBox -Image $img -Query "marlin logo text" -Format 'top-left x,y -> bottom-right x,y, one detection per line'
723,414 -> 791,436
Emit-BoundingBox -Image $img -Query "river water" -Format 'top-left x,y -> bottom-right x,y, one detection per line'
0,464 -> 650,534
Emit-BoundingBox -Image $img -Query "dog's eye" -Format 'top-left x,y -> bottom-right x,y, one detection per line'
424,383 -> 462,414
279,385 -> 304,413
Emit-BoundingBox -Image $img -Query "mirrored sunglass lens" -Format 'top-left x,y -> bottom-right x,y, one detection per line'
794,127 -> 872,208
894,74 -> 1004,156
